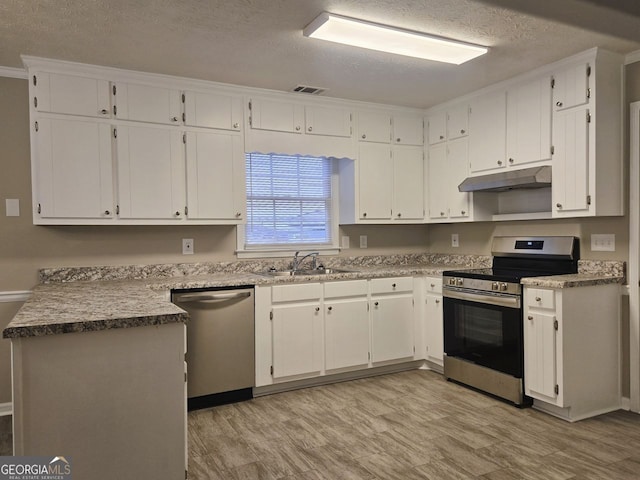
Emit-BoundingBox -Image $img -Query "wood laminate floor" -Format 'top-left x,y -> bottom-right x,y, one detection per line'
188,370 -> 640,479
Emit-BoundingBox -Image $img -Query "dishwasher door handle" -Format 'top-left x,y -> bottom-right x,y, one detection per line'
174,291 -> 251,303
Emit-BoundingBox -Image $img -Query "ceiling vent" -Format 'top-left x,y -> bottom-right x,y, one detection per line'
291,85 -> 327,95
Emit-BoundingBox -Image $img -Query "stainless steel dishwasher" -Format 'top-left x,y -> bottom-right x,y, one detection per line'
171,286 -> 255,410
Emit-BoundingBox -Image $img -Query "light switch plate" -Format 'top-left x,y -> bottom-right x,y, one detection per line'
451,233 -> 459,247
341,235 -> 350,249
182,238 -> 194,255
5,199 -> 19,217
591,234 -> 615,252
360,235 -> 368,248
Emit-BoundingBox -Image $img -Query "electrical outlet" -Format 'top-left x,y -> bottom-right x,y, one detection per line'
341,235 -> 350,249
591,234 -> 615,252
451,233 -> 459,248
360,235 -> 368,248
5,199 -> 19,217
182,238 -> 194,255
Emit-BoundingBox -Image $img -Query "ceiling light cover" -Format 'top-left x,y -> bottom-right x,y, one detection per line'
303,12 -> 488,65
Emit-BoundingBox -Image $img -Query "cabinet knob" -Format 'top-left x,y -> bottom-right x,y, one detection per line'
104,210 -> 111,215
315,307 -> 320,312
361,134 -> 366,139
397,213 -> 401,218
460,129 -> 465,134
100,109 -> 108,115
295,126 -> 301,131
440,212 -> 445,216
233,122 -> 239,129
556,203 -> 562,209
461,210 -> 466,215
396,138 -> 401,142
308,126 -> 313,132
392,283 -> 397,288
497,160 -> 503,166
435,299 -> 440,304
556,101 -> 563,107
328,306 -> 333,311
430,283 -> 435,288
171,116 -> 178,122
236,212 -> 242,217
528,315 -> 534,320
374,301 -> 379,306
535,297 -> 541,302
439,135 -> 444,140
509,158 -> 514,163
175,211 -> 181,216
362,212 -> 367,217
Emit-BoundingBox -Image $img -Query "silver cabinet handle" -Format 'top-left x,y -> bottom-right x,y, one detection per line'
361,134 -> 366,139
233,122 -> 239,129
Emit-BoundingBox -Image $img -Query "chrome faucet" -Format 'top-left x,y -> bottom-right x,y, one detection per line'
292,251 -> 319,272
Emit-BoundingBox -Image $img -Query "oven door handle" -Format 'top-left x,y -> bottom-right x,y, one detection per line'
443,288 -> 521,309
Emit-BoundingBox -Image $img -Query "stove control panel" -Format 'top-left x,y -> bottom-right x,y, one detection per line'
443,276 -> 521,295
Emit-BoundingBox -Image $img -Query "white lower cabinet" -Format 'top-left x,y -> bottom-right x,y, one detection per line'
324,280 -> 369,371
523,284 -> 620,421
270,283 -> 323,381
424,277 -> 444,367
370,277 -> 415,364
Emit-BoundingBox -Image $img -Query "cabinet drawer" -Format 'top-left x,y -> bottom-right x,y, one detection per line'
370,277 -> 413,294
324,280 -> 368,298
527,288 -> 555,310
272,283 -> 322,303
425,277 -> 443,294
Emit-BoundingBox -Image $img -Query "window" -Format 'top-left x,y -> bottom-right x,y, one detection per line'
240,153 -> 337,254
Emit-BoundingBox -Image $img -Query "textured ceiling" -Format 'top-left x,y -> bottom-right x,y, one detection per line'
1,0 -> 639,108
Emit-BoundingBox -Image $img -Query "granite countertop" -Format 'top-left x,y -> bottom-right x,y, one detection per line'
2,255 -> 625,339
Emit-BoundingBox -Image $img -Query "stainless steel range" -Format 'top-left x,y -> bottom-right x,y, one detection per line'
442,236 -> 579,406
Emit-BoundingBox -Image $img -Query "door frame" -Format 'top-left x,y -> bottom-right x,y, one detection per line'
629,101 -> 640,412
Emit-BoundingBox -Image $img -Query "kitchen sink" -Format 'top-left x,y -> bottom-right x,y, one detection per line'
262,268 -> 353,277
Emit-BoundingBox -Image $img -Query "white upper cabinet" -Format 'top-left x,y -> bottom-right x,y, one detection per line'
393,146 -> 424,220
553,62 -> 589,111
32,72 -> 111,118
116,125 -> 185,219
34,118 -> 113,220
447,105 -> 469,141
427,138 -> 470,221
249,98 -> 304,133
358,143 -> 393,220
427,111 -> 446,145
392,114 -> 424,146
506,76 -> 552,167
185,131 -> 245,221
305,105 -> 351,137
114,82 -> 182,125
447,138 -> 471,219
183,91 -> 242,131
427,144 -> 449,220
468,90 -> 507,174
552,107 -> 590,214
358,111 -> 391,143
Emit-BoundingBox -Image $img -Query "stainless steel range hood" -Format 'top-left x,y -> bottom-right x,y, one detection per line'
458,165 -> 552,193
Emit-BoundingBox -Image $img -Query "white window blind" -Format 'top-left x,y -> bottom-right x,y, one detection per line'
245,153 -> 333,248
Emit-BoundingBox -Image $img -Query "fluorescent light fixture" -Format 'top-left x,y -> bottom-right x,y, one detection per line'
303,12 -> 488,65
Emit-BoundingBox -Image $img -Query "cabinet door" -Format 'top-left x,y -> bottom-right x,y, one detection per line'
115,82 -> 182,125
185,131 -> 244,220
393,114 -> 424,146
357,111 -> 391,143
325,298 -> 370,371
425,293 -> 443,365
34,118 -> 113,219
272,303 -> 323,379
469,91 -> 507,174
358,143 -> 392,220
552,107 -> 589,214
250,98 -> 304,133
427,144 -> 449,220
183,91 -> 242,131
371,295 -> 414,362
305,105 -> 351,137
506,77 -> 552,167
427,112 -> 446,145
447,105 -> 469,140
524,312 -> 558,401
33,72 -> 111,118
553,63 -> 589,111
447,138 -> 470,219
393,145 -> 424,220
116,126 -> 185,219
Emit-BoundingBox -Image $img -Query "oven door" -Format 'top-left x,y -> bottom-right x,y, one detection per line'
443,287 -> 523,378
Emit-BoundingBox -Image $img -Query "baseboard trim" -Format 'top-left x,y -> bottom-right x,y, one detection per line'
0,291 -> 31,303
621,396 -> 631,411
0,403 -> 12,416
